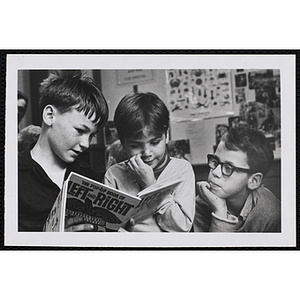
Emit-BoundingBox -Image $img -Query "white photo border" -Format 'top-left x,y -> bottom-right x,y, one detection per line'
4,53 -> 296,248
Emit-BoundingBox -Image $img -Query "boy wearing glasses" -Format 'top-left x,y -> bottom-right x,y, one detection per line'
193,124 -> 281,232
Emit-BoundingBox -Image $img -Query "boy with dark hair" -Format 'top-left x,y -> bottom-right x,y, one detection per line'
193,124 -> 281,232
104,92 -> 195,232
18,70 -> 109,231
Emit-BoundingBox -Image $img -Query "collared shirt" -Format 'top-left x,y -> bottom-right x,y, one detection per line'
216,193 -> 257,226
18,143 -> 102,231
239,192 -> 257,221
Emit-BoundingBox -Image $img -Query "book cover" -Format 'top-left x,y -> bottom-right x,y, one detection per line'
43,171 -> 182,232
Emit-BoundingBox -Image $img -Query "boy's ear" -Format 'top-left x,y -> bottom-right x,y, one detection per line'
43,105 -> 55,126
247,172 -> 263,190
165,130 -> 170,144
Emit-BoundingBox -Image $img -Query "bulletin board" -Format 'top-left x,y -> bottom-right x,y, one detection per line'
166,69 -> 281,165
166,69 -> 234,121
232,69 -> 281,159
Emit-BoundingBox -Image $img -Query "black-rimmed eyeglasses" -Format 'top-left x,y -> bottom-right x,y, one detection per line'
207,154 -> 252,177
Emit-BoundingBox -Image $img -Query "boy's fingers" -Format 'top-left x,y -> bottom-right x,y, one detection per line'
130,157 -> 139,169
198,181 -> 210,189
128,154 -> 143,170
123,218 -> 135,232
65,223 -> 95,232
135,154 -> 145,167
203,185 -> 217,200
129,218 -> 135,226
197,181 -> 210,195
200,185 -> 223,209
127,160 -> 136,174
65,217 -> 96,232
65,216 -> 84,227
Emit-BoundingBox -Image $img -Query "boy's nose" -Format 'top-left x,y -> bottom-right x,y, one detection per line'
211,164 -> 222,177
79,135 -> 89,150
141,144 -> 151,156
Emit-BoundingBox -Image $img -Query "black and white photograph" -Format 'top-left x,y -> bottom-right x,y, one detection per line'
4,53 -> 296,249
1,0 -> 299,298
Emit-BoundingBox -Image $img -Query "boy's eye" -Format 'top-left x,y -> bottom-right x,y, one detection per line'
223,163 -> 234,175
128,144 -> 140,149
89,133 -> 97,141
151,140 -> 160,146
75,128 -> 85,134
210,157 -> 218,167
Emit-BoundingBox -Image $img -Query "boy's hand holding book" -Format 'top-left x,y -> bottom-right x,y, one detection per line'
64,216 -> 100,232
118,218 -> 135,232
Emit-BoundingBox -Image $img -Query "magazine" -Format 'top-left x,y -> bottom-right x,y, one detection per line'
43,171 -> 182,232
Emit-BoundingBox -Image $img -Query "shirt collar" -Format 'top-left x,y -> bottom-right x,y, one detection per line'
239,191 -> 258,221
153,153 -> 171,179
18,141 -> 83,178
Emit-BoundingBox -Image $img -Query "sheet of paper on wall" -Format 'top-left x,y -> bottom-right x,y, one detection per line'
170,117 -> 229,165
188,119 -> 228,165
246,89 -> 256,102
186,120 -> 214,165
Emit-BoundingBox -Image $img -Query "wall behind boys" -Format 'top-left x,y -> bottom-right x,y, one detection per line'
101,70 -> 168,121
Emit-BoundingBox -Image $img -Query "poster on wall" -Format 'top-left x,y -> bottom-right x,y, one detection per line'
166,69 -> 234,121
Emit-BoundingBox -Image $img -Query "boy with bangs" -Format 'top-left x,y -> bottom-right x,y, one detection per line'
193,124 -> 281,232
18,70 -> 109,231
104,92 -> 195,232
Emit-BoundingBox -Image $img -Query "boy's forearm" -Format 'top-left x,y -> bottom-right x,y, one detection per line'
156,202 -> 194,232
155,190 -> 195,232
212,205 -> 228,219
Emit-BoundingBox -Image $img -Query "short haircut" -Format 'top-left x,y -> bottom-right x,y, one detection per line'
39,70 -> 108,128
221,124 -> 274,176
114,92 -> 169,142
